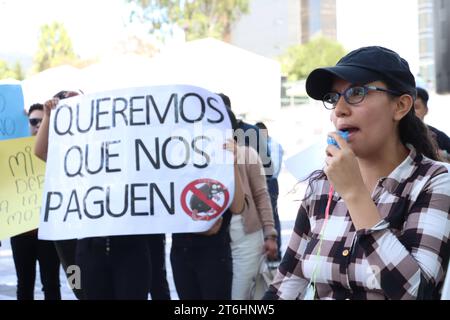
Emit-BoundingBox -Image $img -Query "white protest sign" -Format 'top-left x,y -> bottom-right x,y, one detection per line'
284,138 -> 327,181
39,85 -> 234,240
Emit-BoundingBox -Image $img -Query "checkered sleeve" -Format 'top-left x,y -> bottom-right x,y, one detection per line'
356,170 -> 450,300
263,202 -> 311,300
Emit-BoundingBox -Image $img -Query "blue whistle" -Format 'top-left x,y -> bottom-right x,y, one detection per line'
327,130 -> 349,148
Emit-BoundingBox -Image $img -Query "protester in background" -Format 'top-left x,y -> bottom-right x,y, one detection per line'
169,100 -> 248,300
28,104 -> 44,136
225,107 -> 278,300
414,87 -> 450,162
255,121 -> 284,260
10,103 -> 61,300
217,94 -> 272,176
35,91 -> 84,300
218,94 -> 281,274
265,46 -> 450,300
36,91 -> 151,300
170,211 -> 233,300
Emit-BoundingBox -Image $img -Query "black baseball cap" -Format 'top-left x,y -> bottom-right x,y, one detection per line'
306,46 -> 416,101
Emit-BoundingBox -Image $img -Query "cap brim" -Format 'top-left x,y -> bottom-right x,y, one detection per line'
305,65 -> 383,100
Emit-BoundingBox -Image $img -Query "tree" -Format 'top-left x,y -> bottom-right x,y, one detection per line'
127,0 -> 250,41
12,61 -> 25,80
33,22 -> 77,72
279,37 -> 347,81
0,59 -> 24,80
114,34 -> 159,56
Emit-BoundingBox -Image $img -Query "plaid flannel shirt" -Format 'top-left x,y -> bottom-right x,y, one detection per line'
267,147 -> 450,300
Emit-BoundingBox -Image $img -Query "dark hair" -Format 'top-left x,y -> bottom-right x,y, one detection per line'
225,106 -> 238,132
383,80 -> 439,161
255,121 -> 267,130
217,93 -> 238,131
398,108 -> 439,160
217,93 -> 231,109
28,103 -> 43,116
416,87 -> 429,107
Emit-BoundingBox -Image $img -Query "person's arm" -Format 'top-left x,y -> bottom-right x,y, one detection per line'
34,98 -> 59,161
271,140 -> 284,178
355,171 -> 450,299
326,132 -> 450,299
325,132 -> 382,229
245,147 -> 278,260
263,202 -> 311,300
224,140 -> 245,214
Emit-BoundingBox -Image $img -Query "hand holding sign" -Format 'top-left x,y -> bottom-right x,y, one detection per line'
43,98 -> 60,117
198,216 -> 223,236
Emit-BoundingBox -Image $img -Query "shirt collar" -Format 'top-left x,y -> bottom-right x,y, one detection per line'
380,145 -> 420,194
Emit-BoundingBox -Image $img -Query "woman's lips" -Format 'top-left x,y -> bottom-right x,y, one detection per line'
347,128 -> 359,140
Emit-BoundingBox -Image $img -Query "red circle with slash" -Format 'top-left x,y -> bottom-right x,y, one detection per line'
181,178 -> 230,221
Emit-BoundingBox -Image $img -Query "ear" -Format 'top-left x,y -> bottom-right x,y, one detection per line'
393,94 -> 414,121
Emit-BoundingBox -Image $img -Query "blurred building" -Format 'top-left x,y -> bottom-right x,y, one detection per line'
417,0 -> 450,93
300,0 -> 337,43
230,0 -> 337,59
418,0 -> 435,88
433,0 -> 450,93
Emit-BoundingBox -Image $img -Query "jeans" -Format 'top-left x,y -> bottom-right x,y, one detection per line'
11,231 -> 61,300
147,234 -> 171,300
54,239 -> 84,300
170,244 -> 232,300
76,235 -> 151,300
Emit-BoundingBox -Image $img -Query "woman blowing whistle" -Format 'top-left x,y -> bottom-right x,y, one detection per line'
264,46 -> 450,300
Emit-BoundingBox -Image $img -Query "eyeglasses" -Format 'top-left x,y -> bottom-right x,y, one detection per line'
29,118 -> 42,126
322,86 -> 403,110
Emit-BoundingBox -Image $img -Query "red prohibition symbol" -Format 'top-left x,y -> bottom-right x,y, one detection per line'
180,178 -> 230,221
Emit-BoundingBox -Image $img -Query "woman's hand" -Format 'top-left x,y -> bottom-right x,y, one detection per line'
264,237 -> 278,260
324,132 -> 365,200
43,98 -> 60,117
198,217 -> 223,236
223,138 -> 238,163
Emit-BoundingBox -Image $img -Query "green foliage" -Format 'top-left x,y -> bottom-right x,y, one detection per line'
33,22 -> 77,72
12,61 -> 24,80
128,0 -> 250,41
0,59 -> 24,80
280,37 -> 347,81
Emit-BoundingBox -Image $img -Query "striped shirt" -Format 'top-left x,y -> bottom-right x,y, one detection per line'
266,147 -> 450,300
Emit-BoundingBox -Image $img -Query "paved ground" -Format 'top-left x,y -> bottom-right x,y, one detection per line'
0,171 -> 304,300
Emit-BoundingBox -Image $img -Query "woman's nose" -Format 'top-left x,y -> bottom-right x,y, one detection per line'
334,96 -> 351,117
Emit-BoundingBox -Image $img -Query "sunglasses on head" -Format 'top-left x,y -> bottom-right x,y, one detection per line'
29,118 -> 42,126
53,90 -> 82,99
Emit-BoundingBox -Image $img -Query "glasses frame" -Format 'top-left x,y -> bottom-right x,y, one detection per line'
322,85 -> 403,110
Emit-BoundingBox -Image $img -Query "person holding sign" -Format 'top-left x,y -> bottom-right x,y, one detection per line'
36,90 -> 153,300
264,46 -> 450,300
169,105 -> 246,300
10,103 -> 61,300
34,90 -> 84,300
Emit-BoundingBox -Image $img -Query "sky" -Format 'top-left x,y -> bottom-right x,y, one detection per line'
336,0 -> 420,75
0,0 -> 129,59
0,0 -> 421,73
